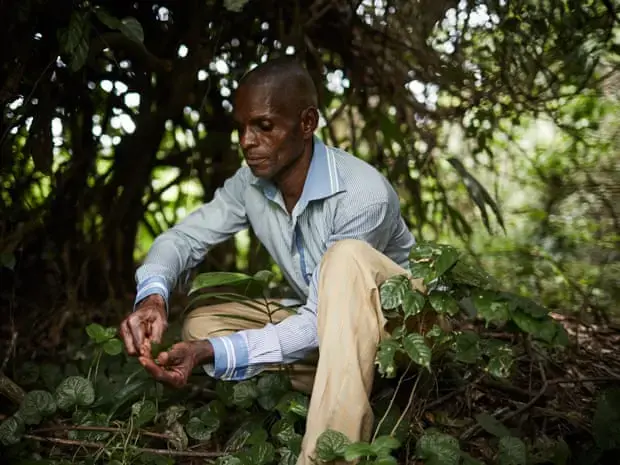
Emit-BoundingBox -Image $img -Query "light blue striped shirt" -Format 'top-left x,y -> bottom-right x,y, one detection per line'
135,136 -> 415,380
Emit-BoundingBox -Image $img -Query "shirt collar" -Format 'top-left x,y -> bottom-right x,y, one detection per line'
251,135 -> 345,203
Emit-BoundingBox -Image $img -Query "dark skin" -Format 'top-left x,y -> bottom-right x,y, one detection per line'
120,76 -> 319,388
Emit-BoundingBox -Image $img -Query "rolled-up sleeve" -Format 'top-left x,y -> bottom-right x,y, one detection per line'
134,167 -> 250,311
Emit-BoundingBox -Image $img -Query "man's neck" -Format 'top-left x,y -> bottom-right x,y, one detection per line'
274,140 -> 313,214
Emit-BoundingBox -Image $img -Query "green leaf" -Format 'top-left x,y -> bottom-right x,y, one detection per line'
0,415 -> 25,445
0,252 -> 16,270
225,419 -> 267,451
55,376 -> 95,410
409,260 -> 435,283
402,333 -> 432,369
315,429 -> 351,462
215,380 -> 236,407
15,361 -> 39,386
224,0 -> 250,13
271,418 -> 300,446
232,380 -> 259,408
189,271 -> 253,295
106,378 -> 150,417
416,431 -> 461,465
380,275 -> 411,309
592,388 -> 620,450
20,390 -> 56,425
429,291 -> 460,316
94,7 -> 123,30
433,245 -> 460,278
215,456 -> 243,465
131,399 -> 157,427
472,291 -> 510,325
242,442 -> 275,465
487,350 -> 514,378
372,435 -> 401,455
402,289 -> 426,317
448,259 -> 497,289
119,17 -> 144,43
344,442 -> 376,461
162,405 -> 186,426
277,447 -> 298,465
186,413 -> 220,441
166,421 -> 188,450
275,391 -> 309,418
375,339 -> 400,378
503,292 -> 548,318
454,331 -> 481,364
253,269 -> 275,284
498,436 -> 527,465
511,311 -> 557,342
257,373 -> 291,410
374,457 -> 399,465
103,338 -> 123,355
86,323 -> 116,343
475,413 -> 512,438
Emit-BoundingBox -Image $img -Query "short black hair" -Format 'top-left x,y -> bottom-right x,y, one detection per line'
238,57 -> 318,111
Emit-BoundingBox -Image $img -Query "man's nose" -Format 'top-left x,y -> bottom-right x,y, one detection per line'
239,128 -> 256,150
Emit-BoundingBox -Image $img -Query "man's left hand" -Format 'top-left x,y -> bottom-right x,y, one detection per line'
139,341 -> 213,388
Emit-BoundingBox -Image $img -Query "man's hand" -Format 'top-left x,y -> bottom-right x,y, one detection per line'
120,294 -> 167,357
139,341 -> 213,388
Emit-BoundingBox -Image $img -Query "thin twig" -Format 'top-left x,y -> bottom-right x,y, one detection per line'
391,372 -> 422,437
23,434 -> 224,458
502,361 -> 547,423
32,425 -> 172,441
373,362 -> 412,442
423,374 -> 484,411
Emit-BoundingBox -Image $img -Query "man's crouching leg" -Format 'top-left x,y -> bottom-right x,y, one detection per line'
299,239 -> 422,465
182,302 -> 317,394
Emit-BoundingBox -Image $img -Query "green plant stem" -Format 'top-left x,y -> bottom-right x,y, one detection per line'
23,434 -> 225,458
372,362 -> 412,443
391,371 -> 422,437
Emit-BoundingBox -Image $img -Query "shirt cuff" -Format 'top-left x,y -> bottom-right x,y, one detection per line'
134,276 -> 170,313
202,332 -> 257,381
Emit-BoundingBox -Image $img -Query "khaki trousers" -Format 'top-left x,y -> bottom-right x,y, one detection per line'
182,239 -> 425,465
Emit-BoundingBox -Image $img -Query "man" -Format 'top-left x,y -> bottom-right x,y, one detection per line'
120,57 -> 417,464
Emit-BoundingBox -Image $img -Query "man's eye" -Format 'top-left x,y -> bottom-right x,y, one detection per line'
258,121 -> 273,131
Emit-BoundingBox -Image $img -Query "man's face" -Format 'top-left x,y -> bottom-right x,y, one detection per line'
233,82 -> 307,180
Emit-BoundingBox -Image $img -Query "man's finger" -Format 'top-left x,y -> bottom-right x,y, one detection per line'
139,356 -> 173,383
150,320 -> 165,345
120,320 -> 137,355
128,317 -> 146,356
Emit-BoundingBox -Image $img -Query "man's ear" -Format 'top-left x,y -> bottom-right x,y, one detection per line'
300,107 -> 319,137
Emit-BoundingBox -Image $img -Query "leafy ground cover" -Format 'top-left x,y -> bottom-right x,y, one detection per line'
1,242 -> 619,464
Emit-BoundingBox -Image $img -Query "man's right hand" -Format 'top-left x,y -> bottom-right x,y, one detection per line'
120,294 -> 168,357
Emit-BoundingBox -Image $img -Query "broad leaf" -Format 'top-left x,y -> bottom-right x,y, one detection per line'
271,418 -> 300,446
487,351 -> 514,378
232,380 -> 259,408
454,331 -> 481,364
372,435 -> 401,455
166,421 -> 188,450
402,289 -> 426,317
86,323 -> 116,343
416,431 -> 461,465
131,399 -> 157,427
119,17 -> 145,43
216,380 -> 236,407
186,413 -> 220,441
433,245 -> 460,278
40,363 -> 63,391
103,338 -> 123,356
449,260 -> 497,289
315,429 -> 351,462
55,376 -> 95,410
162,405 -> 186,426
189,272 -> 253,295
344,442 -> 376,461
472,291 -> 510,325
511,311 -> 557,342
257,373 -> 291,410
224,0 -> 251,13
275,391 -> 309,418
226,418 -> 267,451
402,333 -> 432,369
475,413 -> 512,438
498,436 -> 527,465
241,442 -> 275,465
375,339 -> 401,378
277,447 -> 298,465
380,275 -> 411,309
253,270 -> 275,284
0,415 -> 24,445
20,390 -> 56,425
429,291 -> 460,315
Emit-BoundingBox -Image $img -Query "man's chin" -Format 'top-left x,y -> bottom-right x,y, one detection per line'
249,165 -> 274,179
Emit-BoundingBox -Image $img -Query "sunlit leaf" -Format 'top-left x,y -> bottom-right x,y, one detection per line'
498,436 -> 527,465
315,429 -> 351,462
55,376 -> 95,410
472,291 -> 510,325
380,275 -> 411,309
189,272 -> 253,295
103,338 -> 123,355
433,245 -> 460,278
402,333 -> 432,369
344,442 -> 375,461
86,323 -> 116,343
372,435 -> 401,455
131,399 -> 157,427
402,289 -> 426,317
375,339 -> 401,378
253,269 -> 275,284
275,391 -> 309,418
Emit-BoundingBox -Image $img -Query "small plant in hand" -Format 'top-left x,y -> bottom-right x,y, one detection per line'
1,242 -> 619,464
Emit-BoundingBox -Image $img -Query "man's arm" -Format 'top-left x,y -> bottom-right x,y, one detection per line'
201,200 -> 399,380
134,167 -> 251,311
